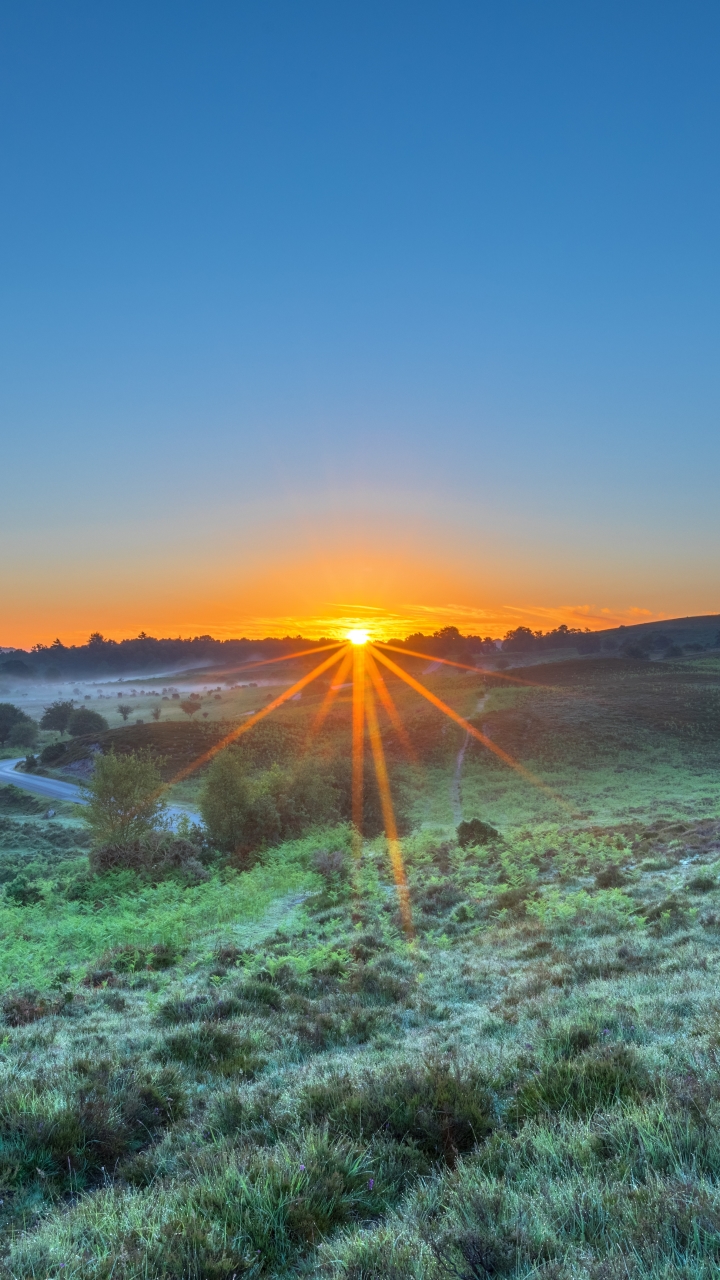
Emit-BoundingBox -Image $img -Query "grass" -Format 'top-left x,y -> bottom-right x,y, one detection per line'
2,653 -> 720,1276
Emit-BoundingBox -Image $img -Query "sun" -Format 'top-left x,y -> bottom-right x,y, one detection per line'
347,629 -> 369,645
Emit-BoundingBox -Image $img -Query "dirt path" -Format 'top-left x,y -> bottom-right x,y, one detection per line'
451,693 -> 487,824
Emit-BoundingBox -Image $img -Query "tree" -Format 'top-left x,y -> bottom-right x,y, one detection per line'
201,753 -> 341,860
151,705 -> 162,721
80,748 -> 167,847
67,707 -> 109,736
118,703 -> 132,722
8,717 -> 38,749
40,699 -> 75,736
0,703 -> 25,746
180,699 -> 201,720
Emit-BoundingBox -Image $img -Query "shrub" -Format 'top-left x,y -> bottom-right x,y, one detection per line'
0,1063 -> 185,1201
2,988 -> 61,1026
40,740 -> 68,765
67,707 -> 109,735
156,994 -> 244,1024
298,1057 -> 496,1164
81,748 -> 166,847
688,873 -> 716,893
595,864 -> 627,888
159,1024 -> 265,1076
4,873 -> 43,905
89,833 -> 208,883
0,783 -> 43,813
457,818 -> 499,847
201,754 -> 342,857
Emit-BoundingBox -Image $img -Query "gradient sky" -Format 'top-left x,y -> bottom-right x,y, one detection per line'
2,1 -> 719,647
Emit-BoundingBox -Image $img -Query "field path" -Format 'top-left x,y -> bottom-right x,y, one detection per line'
451,693 -> 487,824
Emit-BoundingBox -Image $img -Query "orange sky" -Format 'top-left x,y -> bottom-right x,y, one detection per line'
0,545 -> 673,650
3,497 -> 716,651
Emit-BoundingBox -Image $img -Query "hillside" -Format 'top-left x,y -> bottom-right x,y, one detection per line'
1,650 -> 720,1277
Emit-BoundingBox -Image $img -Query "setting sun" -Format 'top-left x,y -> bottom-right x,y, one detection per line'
347,629 -> 369,645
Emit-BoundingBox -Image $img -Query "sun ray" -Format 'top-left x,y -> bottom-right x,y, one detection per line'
374,642 -> 557,689
370,645 -> 571,813
365,650 -> 418,763
167,647 -> 349,787
307,645 -> 353,738
351,641 -> 366,857
210,641 -> 346,680
365,684 -> 413,934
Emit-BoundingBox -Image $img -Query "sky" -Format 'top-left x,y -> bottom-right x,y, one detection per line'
1,1 -> 719,647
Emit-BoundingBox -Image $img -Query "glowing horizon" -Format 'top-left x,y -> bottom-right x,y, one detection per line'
2,600 -> 684,652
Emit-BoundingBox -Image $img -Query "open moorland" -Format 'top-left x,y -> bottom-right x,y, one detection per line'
2,640 -> 720,1278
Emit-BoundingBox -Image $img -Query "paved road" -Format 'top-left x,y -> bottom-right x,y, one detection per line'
0,757 -> 201,827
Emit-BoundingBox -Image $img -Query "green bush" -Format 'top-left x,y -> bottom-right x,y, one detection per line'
159,1024 -> 265,1076
81,748 -> 166,847
201,754 -> 341,857
457,817 -> 499,847
67,707 -> 109,736
298,1057 -> 496,1162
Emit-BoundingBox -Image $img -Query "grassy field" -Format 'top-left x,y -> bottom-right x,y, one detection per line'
1,651 -> 720,1278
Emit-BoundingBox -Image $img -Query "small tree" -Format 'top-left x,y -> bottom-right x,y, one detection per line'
118,703 -> 132,722
8,717 -> 38,749
0,703 -> 25,746
80,748 -> 167,846
67,707 -> 109,736
151,705 -> 161,721
180,699 -> 201,720
40,699 -> 75,736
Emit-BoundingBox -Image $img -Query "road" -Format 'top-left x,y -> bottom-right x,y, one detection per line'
0,757 -> 201,827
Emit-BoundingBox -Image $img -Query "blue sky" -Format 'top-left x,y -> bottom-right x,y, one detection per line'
1,1 -> 719,643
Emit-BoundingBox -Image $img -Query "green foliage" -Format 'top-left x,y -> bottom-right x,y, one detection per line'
297,1057 -> 496,1162
0,703 -> 27,746
67,706 -> 109,736
5,654 -> 720,1276
0,1061 -> 184,1207
159,1024 -> 265,1076
40,699 -> 75,735
8,717 -> 38,748
80,748 -> 166,847
514,1045 -> 652,1119
457,816 -> 499,846
0,784 -> 43,814
88,832 -> 209,883
201,752 -> 342,858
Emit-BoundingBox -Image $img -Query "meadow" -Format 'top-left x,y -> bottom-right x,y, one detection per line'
1,650 -> 720,1278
